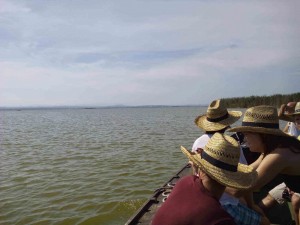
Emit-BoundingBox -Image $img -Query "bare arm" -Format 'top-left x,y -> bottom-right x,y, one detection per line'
225,154 -> 263,196
250,153 -> 264,170
282,122 -> 290,133
226,149 -> 286,197
252,151 -> 285,190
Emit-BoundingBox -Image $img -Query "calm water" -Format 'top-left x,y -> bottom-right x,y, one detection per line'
1,106 -> 285,225
0,106 -> 208,225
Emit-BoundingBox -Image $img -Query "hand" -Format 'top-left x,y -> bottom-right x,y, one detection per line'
278,103 -> 296,122
195,148 -> 203,154
278,104 -> 286,117
285,102 -> 296,114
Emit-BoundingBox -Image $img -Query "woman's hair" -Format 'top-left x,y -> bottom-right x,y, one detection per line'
261,134 -> 300,154
205,126 -> 229,135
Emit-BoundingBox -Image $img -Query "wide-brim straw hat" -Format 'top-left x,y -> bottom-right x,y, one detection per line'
228,105 -> 291,137
181,133 -> 257,189
291,102 -> 300,116
195,99 -> 242,132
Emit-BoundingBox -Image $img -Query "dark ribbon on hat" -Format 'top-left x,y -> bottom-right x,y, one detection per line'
295,109 -> 300,113
201,151 -> 237,172
242,121 -> 279,129
207,112 -> 229,122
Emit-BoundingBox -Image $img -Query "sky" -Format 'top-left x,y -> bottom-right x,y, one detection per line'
0,0 -> 299,107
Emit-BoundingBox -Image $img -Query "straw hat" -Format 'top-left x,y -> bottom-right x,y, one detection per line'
228,105 -> 290,137
292,102 -> 300,116
181,133 -> 257,189
195,99 -> 242,132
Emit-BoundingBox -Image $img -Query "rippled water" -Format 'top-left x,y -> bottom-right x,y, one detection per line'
0,106 -> 288,225
0,106 -> 211,225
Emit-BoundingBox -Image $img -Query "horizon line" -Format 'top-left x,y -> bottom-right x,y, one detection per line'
0,104 -> 209,110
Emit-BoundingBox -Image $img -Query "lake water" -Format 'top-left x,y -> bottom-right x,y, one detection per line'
0,106 -> 284,225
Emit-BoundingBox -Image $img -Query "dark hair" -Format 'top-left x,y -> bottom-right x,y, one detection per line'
260,134 -> 300,155
205,126 -> 229,135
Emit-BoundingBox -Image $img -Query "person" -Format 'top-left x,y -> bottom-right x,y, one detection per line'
227,105 -> 300,224
192,99 -> 242,154
284,102 -> 300,139
192,99 -> 264,225
258,102 -> 300,224
278,101 -> 300,138
152,133 -> 261,225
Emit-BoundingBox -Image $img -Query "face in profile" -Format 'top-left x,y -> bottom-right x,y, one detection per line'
243,132 -> 264,152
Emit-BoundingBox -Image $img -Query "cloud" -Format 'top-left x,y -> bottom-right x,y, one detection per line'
0,0 -> 299,107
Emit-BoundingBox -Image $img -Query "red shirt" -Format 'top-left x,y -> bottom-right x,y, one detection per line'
152,175 -> 236,225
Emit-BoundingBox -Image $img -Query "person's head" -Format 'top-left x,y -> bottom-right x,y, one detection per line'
292,102 -> 300,129
228,105 -> 300,154
243,132 -> 300,154
181,133 -> 257,189
194,99 -> 242,133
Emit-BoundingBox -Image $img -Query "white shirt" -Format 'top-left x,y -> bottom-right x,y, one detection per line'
192,134 -> 212,152
287,122 -> 300,137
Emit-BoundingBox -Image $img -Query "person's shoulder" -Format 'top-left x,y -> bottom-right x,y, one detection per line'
194,133 -> 211,140
180,175 -> 196,182
270,147 -> 295,162
177,175 -> 199,186
197,134 -> 211,142
192,134 -> 211,151
273,146 -> 292,154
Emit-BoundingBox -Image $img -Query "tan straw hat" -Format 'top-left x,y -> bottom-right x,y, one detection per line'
292,102 -> 300,116
195,99 -> 242,132
181,133 -> 257,189
228,105 -> 290,137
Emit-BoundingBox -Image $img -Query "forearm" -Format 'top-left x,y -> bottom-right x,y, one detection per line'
243,191 -> 254,208
225,187 -> 248,198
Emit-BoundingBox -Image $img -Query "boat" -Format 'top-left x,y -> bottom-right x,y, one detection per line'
125,163 -> 192,225
125,163 -> 295,225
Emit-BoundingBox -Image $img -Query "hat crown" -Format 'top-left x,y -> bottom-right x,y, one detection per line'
294,102 -> 300,114
206,99 -> 228,119
204,133 -> 240,167
243,105 -> 279,124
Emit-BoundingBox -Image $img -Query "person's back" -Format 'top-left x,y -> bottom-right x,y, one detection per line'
152,176 -> 236,225
152,133 -> 259,225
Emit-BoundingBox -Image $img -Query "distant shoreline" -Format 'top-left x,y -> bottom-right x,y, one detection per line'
0,105 -> 208,111
1,92 -> 298,110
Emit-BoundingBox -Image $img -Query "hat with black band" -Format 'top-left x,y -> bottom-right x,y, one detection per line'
228,105 -> 291,137
195,99 -> 242,132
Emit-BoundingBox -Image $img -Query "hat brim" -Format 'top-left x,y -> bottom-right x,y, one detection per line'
228,126 -> 291,137
195,111 -> 242,132
181,146 -> 257,189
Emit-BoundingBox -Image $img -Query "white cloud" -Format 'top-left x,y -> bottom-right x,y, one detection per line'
0,0 -> 299,107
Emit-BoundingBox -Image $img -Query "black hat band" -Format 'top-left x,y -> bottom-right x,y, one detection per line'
207,112 -> 229,122
201,151 -> 237,172
242,121 -> 279,129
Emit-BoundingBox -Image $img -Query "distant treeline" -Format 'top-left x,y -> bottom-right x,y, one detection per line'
221,92 -> 300,108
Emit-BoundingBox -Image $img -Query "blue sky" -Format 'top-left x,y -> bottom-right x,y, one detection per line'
0,0 -> 299,107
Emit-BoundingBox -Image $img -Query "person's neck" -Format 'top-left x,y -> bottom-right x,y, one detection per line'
201,177 -> 225,200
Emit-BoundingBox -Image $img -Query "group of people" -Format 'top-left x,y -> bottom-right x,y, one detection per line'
152,99 -> 300,225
